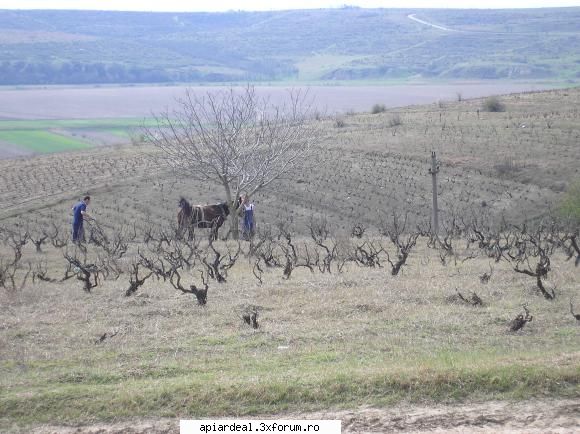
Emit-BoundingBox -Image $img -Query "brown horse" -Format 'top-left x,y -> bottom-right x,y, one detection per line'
177,197 -> 230,241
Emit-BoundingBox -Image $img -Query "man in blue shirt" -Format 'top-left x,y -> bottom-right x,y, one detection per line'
72,196 -> 92,243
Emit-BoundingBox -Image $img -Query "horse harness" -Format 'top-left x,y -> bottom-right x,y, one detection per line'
194,205 -> 206,225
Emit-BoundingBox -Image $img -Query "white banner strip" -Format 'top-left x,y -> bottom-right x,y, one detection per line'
181,420 -> 341,434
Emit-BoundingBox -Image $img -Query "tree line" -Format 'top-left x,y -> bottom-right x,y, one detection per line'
0,60 -> 297,85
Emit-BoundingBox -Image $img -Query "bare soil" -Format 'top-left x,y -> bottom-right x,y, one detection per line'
0,83 -> 554,120
28,399 -> 580,433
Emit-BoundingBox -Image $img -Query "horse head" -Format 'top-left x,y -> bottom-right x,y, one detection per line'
178,197 -> 192,215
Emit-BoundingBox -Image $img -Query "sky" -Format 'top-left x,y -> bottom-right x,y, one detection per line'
0,0 -> 578,12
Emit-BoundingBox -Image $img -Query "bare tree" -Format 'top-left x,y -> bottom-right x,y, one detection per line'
1,226 -> 28,264
125,262 -> 153,297
0,255 -> 20,290
277,224 -> 314,279
242,310 -> 259,329
30,261 -> 57,284
380,212 -> 420,276
354,241 -> 384,268
26,222 -> 49,253
0,226 -> 30,291
308,217 -> 338,273
503,222 -> 559,300
510,304 -> 533,332
202,239 -> 241,283
169,269 -> 209,306
144,85 -> 321,238
63,252 -> 102,293
454,288 -> 483,307
46,222 -> 68,248
559,228 -> 580,267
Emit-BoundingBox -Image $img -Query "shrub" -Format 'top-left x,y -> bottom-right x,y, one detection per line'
371,103 -> 386,114
130,133 -> 145,146
482,96 -> 505,112
387,114 -> 402,127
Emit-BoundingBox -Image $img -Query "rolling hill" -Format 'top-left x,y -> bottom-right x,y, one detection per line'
0,7 -> 579,85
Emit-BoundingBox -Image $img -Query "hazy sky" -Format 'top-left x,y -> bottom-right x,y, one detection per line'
0,0 -> 578,12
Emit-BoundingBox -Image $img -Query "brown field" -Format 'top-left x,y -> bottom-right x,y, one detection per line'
0,87 -> 579,433
0,87 -> 578,232
0,82 -> 556,120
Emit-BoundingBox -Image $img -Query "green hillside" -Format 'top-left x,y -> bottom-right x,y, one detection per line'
0,7 -> 579,84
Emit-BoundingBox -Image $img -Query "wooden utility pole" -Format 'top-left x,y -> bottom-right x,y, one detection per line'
429,151 -> 440,235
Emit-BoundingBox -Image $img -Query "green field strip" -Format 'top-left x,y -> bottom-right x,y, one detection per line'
99,127 -> 132,138
0,118 -> 158,131
0,130 -> 92,153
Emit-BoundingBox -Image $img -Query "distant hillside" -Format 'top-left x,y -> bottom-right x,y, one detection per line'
0,7 -> 579,85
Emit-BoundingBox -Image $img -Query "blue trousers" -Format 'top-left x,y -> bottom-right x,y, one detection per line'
72,221 -> 84,242
243,210 -> 254,239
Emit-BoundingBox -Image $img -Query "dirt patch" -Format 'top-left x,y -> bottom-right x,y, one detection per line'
29,420 -> 176,434
27,399 -> 580,433
314,399 -> 580,433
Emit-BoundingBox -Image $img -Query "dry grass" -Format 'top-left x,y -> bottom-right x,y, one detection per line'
0,240 -> 579,431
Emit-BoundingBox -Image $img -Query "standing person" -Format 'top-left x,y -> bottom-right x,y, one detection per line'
241,195 -> 255,240
71,196 -> 92,243
236,194 -> 245,239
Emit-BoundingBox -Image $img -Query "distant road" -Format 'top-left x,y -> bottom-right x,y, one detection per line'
407,13 -> 532,35
408,14 -> 458,32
